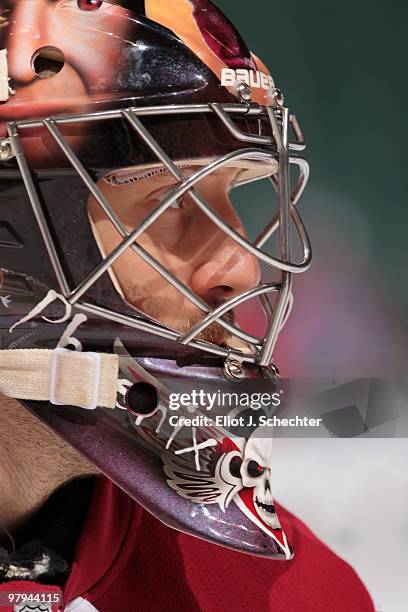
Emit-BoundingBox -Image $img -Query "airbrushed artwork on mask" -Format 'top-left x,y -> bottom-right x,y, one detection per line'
0,0 -> 235,165
115,339 -> 291,559
188,0 -> 255,70
164,429 -> 288,546
141,0 -> 275,104
0,0 -> 274,157
239,432 -> 281,529
0,1 -> 131,122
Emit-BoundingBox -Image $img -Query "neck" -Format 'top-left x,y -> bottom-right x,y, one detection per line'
0,396 -> 97,538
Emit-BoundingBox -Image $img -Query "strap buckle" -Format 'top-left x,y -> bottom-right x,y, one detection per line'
49,347 -> 102,410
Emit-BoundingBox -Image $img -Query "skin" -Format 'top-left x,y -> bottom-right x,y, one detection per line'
88,164 -> 261,344
0,395 -> 97,543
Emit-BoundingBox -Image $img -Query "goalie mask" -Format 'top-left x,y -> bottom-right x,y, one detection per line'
0,0 -> 311,560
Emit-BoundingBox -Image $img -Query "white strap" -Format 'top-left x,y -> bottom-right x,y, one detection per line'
0,348 -> 118,409
65,597 -> 100,612
0,48 -> 9,102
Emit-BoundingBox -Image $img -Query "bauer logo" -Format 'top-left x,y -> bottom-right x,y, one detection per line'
221,68 -> 275,91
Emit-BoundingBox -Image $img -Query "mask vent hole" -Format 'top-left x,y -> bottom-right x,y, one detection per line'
125,382 -> 158,417
31,46 -> 65,78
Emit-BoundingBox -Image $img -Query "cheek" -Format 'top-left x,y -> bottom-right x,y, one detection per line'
112,251 -> 150,287
91,214 -> 160,282
48,14 -> 130,85
218,202 -> 246,234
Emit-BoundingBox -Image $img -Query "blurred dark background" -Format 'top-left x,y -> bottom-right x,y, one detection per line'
219,0 -> 408,376
214,10 -> 407,609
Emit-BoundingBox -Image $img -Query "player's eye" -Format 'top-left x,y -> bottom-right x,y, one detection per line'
77,0 -> 103,11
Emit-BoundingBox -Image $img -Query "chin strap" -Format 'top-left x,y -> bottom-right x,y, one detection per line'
0,48 -> 13,103
1,290 -> 119,410
0,348 -> 118,410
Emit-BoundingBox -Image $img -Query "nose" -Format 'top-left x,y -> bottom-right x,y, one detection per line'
7,0 -> 47,83
190,206 -> 260,303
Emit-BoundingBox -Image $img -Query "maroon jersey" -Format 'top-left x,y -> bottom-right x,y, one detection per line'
0,477 -> 374,611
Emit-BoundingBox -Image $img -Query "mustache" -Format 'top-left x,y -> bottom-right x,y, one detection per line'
180,304 -> 235,344
127,290 -> 236,345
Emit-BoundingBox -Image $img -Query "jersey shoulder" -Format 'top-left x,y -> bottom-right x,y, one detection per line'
77,480 -> 375,612
174,501 -> 375,612
268,502 -> 375,611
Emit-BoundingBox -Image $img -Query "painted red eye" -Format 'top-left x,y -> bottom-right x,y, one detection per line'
247,460 -> 265,478
77,0 -> 102,10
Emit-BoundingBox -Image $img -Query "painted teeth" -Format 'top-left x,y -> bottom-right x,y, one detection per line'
255,497 -> 275,514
